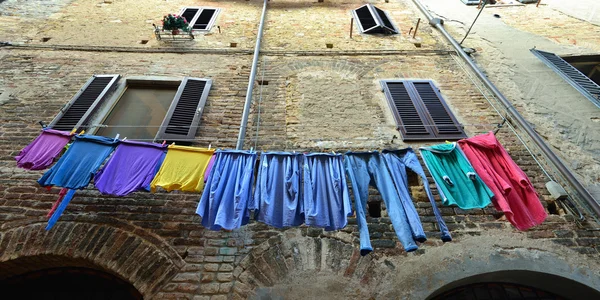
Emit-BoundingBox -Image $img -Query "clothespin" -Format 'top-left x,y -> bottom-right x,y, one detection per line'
162,140 -> 166,146
79,130 -> 85,135
70,128 -> 77,135
250,147 -> 254,152
123,137 -> 127,141
171,142 -> 175,146
208,143 -> 212,150
332,150 -> 336,155
38,121 -> 47,129
493,118 -> 507,135
113,133 -> 120,142
445,140 -> 452,144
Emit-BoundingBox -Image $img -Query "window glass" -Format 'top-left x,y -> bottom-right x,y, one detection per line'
96,86 -> 176,140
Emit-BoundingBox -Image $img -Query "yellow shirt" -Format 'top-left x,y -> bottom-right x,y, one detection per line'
150,145 -> 214,193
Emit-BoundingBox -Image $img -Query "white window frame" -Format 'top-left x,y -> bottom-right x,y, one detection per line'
179,7 -> 221,32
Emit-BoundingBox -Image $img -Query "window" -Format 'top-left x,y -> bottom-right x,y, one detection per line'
179,7 -> 220,31
352,4 -> 398,34
49,75 -> 212,142
381,80 -> 466,141
530,49 -> 600,108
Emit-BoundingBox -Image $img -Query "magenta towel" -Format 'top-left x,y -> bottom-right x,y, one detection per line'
94,140 -> 167,196
15,129 -> 73,170
458,132 -> 547,230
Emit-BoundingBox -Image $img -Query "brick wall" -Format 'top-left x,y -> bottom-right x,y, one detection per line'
1,0 -> 600,299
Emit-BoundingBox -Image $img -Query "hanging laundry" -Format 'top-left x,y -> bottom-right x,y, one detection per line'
204,154 -> 216,183
458,132 -> 547,230
38,135 -> 119,230
345,151 -> 418,255
382,148 -> 452,242
15,129 -> 73,170
196,150 -> 257,230
94,140 -> 167,196
150,145 -> 214,193
38,135 -> 119,189
419,143 -> 493,210
251,152 -> 304,228
303,153 -> 352,231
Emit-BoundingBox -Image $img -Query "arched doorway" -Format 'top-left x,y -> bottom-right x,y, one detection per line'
426,270 -> 600,300
0,267 -> 143,299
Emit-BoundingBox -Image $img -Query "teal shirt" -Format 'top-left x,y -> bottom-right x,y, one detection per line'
419,143 -> 493,209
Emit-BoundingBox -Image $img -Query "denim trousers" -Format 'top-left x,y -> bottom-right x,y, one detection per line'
345,152 -> 418,255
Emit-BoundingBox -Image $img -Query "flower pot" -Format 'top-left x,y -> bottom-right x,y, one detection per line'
171,29 -> 180,35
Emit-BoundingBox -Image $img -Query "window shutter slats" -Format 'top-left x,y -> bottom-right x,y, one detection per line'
386,82 -> 430,136
155,77 -> 212,142
51,75 -> 119,131
413,82 -> 463,135
382,80 -> 466,141
180,7 -> 220,32
531,49 -> 600,108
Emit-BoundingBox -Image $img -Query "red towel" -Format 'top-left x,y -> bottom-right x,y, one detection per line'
458,132 -> 547,230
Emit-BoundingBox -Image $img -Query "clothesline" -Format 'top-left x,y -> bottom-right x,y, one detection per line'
57,123 -> 505,129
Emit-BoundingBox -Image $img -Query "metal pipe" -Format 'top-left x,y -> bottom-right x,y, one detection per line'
236,0 -> 268,150
411,0 -> 600,216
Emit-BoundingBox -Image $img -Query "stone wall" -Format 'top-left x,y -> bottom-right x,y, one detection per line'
1,0 -> 599,299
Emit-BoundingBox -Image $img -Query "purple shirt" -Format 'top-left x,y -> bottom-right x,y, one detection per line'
15,129 -> 73,170
94,140 -> 167,196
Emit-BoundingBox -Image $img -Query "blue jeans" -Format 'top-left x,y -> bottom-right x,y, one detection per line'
382,149 -> 451,242
345,152 -> 418,255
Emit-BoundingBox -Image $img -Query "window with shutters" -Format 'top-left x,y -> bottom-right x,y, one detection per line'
49,75 -> 212,143
381,80 -> 466,141
179,7 -> 220,32
531,49 -> 600,108
352,4 -> 398,35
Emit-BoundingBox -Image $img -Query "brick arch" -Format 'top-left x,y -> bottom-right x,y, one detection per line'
232,229 -> 378,299
0,219 -> 186,298
264,58 -> 371,79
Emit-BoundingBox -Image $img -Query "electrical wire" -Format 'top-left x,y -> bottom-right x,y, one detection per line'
459,0 -> 488,45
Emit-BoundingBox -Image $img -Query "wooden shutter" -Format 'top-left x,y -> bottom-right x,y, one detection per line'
50,75 -> 120,131
382,80 -> 466,141
155,77 -> 212,142
531,49 -> 600,108
352,4 -> 398,34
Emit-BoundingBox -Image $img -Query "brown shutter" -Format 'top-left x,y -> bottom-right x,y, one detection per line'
382,81 -> 433,140
50,75 -> 120,131
382,80 -> 466,141
155,77 -> 212,142
411,81 -> 465,137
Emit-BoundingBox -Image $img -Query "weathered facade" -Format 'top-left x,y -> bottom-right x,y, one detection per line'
0,0 -> 599,299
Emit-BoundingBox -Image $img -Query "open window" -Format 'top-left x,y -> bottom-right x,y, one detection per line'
352,4 -> 398,34
531,49 -> 600,108
49,75 -> 212,143
179,7 -> 220,31
381,80 -> 466,141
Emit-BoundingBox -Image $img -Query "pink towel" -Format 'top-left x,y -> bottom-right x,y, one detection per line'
458,132 -> 547,230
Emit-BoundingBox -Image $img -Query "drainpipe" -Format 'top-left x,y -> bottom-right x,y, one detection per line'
236,0 -> 268,150
411,0 -> 600,216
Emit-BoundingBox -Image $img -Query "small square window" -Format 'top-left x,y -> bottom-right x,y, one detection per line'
180,7 -> 220,32
352,4 -> 398,35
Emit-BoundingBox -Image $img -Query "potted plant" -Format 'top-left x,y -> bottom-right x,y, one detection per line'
162,14 -> 189,35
